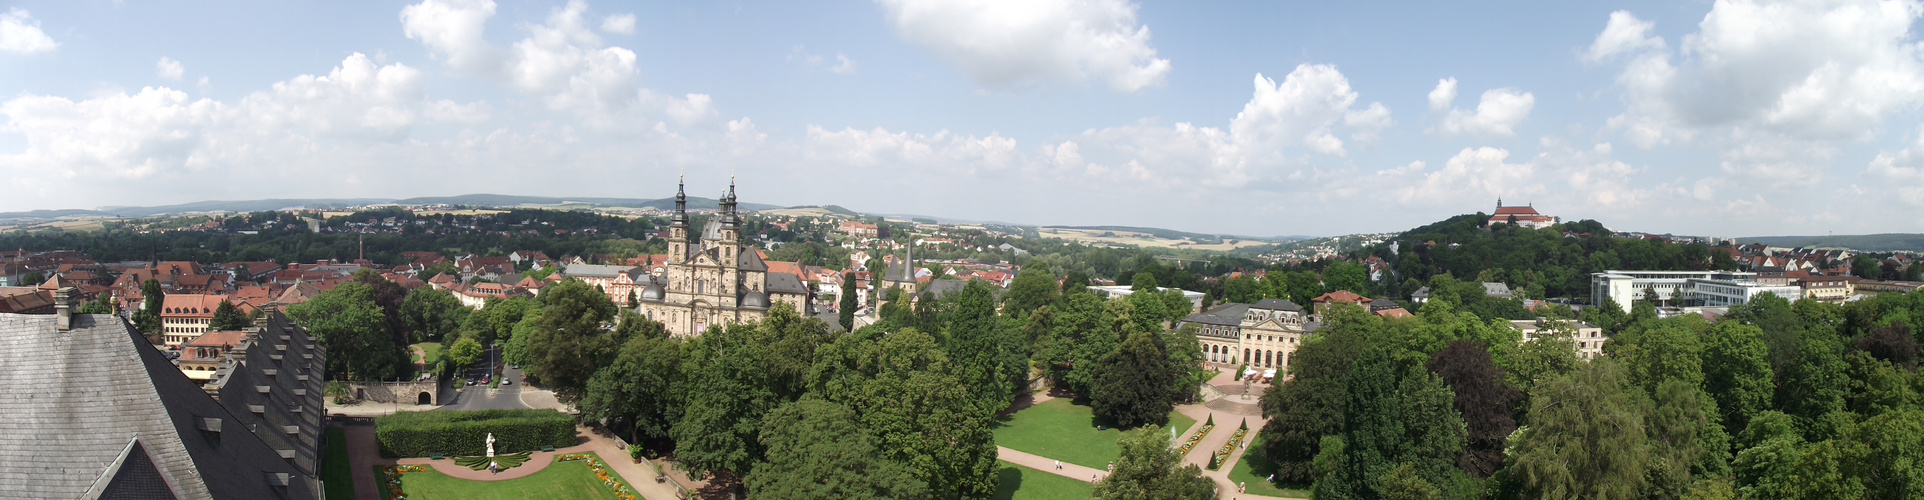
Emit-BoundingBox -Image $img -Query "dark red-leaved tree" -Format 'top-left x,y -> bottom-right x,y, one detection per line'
1427,340 -> 1522,478
1855,323 -> 1918,371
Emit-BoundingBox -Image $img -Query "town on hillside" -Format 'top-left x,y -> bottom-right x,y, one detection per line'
4,191 -> 1923,500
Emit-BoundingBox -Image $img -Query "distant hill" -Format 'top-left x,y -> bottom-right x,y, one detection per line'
0,209 -> 112,220
0,194 -> 779,221
1043,225 -> 1302,243
1736,234 -> 1924,253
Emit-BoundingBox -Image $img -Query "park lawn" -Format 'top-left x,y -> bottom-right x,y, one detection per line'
992,460 -> 1094,500
993,399 -> 1196,470
413,343 -> 442,364
389,457 -> 620,500
321,429 -> 355,500
1226,434 -> 1312,499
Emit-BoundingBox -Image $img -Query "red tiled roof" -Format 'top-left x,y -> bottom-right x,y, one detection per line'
161,294 -> 229,318
1492,206 -> 1545,216
1312,290 -> 1371,305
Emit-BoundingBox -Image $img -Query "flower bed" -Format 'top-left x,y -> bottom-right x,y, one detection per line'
558,453 -> 641,500
1178,415 -> 1215,457
1207,419 -> 1250,470
377,464 -> 430,500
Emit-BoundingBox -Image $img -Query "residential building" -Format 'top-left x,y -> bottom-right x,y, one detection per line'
1311,290 -> 1372,320
839,221 -> 879,238
1798,275 -> 1853,303
1855,280 -> 1924,296
1509,318 -> 1606,359
160,294 -> 230,347
178,330 -> 247,381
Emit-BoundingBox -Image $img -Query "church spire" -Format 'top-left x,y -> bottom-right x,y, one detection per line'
671,175 -> 688,228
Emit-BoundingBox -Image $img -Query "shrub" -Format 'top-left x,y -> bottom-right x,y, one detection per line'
375,409 -> 576,458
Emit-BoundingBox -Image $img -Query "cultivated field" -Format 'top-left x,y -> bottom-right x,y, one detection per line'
1037,228 -> 1271,251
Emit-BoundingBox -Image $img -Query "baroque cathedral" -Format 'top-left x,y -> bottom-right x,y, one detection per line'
636,177 -> 800,337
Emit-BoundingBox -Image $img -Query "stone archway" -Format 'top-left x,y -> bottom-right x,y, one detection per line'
417,392 -> 433,405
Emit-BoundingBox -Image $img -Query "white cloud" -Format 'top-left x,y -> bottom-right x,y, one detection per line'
601,13 -> 636,34
1585,11 -> 1665,62
831,53 -> 858,75
790,46 -> 859,76
1230,65 -> 1392,158
875,0 -> 1171,92
1433,88 -> 1534,137
402,0 -> 653,118
1602,1 -> 1924,148
426,99 -> 491,123
1867,130 -> 1924,206
400,0 -> 499,73
156,57 -> 185,80
1427,77 -> 1457,112
804,126 -> 1022,176
0,8 -> 58,54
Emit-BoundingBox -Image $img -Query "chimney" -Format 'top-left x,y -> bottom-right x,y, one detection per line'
54,286 -> 77,331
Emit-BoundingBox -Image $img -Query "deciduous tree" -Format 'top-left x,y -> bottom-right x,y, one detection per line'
747,399 -> 927,500
1092,331 -> 1177,429
1427,340 -> 1520,478
1093,425 -> 1215,500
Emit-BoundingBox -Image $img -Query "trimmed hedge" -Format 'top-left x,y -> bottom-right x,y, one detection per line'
376,409 -> 576,458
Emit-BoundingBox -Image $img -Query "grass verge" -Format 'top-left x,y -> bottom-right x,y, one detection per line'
992,460 -> 1095,500
321,428 -> 355,500
992,398 -> 1195,470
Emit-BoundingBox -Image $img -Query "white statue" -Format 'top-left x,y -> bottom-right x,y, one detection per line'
486,433 -> 496,458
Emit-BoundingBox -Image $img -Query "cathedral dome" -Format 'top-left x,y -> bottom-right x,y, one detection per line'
641,283 -> 665,302
741,291 -> 770,310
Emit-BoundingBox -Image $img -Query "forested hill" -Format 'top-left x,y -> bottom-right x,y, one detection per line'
1372,213 -> 1734,300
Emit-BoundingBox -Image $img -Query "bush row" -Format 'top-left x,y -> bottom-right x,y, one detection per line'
375,409 -> 576,458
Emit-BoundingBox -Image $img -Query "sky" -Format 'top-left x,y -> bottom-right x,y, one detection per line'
4,0 -> 1924,238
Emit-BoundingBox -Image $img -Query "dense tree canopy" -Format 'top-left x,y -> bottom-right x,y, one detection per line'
746,399 -> 927,500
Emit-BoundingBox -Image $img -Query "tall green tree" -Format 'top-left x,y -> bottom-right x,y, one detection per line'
674,304 -> 831,481
1225,275 -> 1265,304
1001,267 -> 1058,319
1323,261 -> 1370,296
287,282 -> 403,381
448,337 -> 483,367
1317,349 -> 1465,499
1506,360 -> 1652,500
1702,321 -> 1775,435
840,271 -> 858,331
521,279 -> 620,396
1052,293 -> 1120,396
1258,325 -> 1369,483
1131,272 -> 1160,292
944,281 -> 1028,413
400,288 -> 466,342
746,399 -> 928,500
808,327 -> 1000,498
579,332 -> 684,445
1092,331 -> 1178,429
208,300 -> 250,331
133,278 -> 164,339
1093,425 -> 1215,500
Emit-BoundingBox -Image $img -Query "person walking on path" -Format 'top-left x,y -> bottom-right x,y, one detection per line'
1054,460 -> 1061,470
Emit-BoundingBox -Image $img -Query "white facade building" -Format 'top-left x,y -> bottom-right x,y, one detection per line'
1591,270 -> 1800,312
1689,279 -> 1802,308
1088,285 -> 1206,312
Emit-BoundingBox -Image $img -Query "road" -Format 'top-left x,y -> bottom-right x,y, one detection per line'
439,347 -> 531,411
